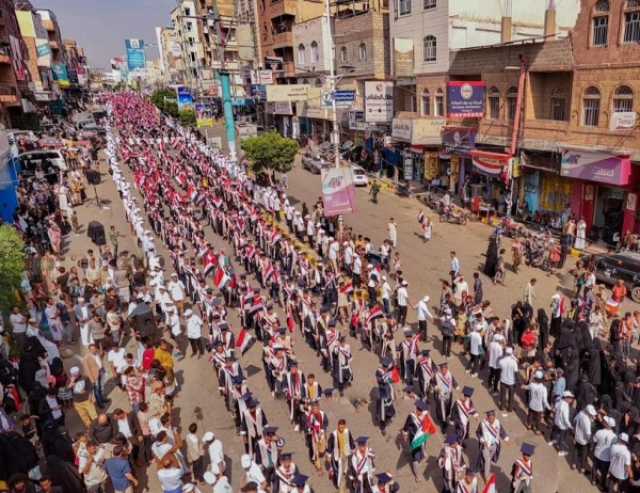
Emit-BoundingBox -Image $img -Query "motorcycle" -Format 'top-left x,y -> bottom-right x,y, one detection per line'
439,205 -> 469,225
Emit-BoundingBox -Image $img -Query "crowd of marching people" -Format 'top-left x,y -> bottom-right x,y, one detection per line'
0,89 -> 639,493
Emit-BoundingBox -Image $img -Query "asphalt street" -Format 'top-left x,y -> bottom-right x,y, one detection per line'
58,151 -> 626,493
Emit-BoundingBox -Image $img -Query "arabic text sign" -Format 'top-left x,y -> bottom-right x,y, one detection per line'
560,149 -> 631,186
365,81 -> 394,122
447,81 -> 485,119
125,38 -> 146,71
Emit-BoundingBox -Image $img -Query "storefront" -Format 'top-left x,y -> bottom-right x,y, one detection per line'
390,115 -> 445,183
459,150 -> 512,215
561,148 -> 636,243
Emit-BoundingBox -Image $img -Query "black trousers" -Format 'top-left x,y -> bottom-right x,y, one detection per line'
488,367 -> 501,393
442,335 -> 452,357
397,305 -> 408,326
418,320 -> 427,339
189,337 -> 205,356
574,442 -> 589,471
499,382 -> 515,411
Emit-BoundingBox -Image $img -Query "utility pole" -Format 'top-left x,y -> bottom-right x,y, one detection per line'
325,0 -> 340,168
208,2 -> 238,163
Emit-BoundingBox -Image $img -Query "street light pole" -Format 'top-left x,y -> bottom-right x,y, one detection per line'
325,0 -> 340,168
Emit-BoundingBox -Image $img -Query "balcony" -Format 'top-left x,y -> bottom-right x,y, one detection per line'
41,19 -> 55,32
0,83 -> 18,105
272,31 -> 293,49
270,0 -> 297,18
282,61 -> 296,77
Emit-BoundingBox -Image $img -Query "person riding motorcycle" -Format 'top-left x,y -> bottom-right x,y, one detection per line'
370,181 -> 380,203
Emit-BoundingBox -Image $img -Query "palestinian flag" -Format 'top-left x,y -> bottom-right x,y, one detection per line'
411,414 -> 437,450
235,328 -> 255,355
214,267 -> 231,289
482,474 -> 497,493
367,305 -> 384,325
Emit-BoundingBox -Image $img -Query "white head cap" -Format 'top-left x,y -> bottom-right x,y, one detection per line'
203,471 -> 217,485
585,404 -> 597,417
423,295 -> 430,303
620,432 -> 629,443
202,431 -> 214,442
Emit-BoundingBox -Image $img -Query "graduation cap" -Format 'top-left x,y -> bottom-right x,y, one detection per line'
219,322 -> 230,331
382,356 -> 394,368
403,328 -> 414,337
324,388 -> 334,398
376,473 -> 393,485
247,397 -> 259,408
415,400 -> 429,411
292,475 -> 309,487
356,436 -> 369,445
232,375 -> 244,386
462,386 -> 474,397
280,452 -> 293,461
521,443 -> 535,456
264,426 -> 278,436
439,361 -> 448,367
224,355 -> 236,362
420,349 -> 430,357
446,434 -> 459,445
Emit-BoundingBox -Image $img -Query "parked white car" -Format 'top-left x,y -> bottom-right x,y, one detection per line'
352,165 -> 369,187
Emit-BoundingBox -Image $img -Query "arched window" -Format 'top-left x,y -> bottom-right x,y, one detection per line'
359,43 -> 367,62
488,87 -> 500,119
423,35 -> 436,62
613,85 -> 634,113
595,0 -> 609,11
297,44 -> 306,65
422,89 -> 431,116
583,86 -> 601,127
340,46 -> 348,63
507,87 -> 518,121
310,41 -> 319,63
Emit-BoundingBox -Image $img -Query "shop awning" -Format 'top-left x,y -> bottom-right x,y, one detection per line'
470,150 -> 512,176
559,148 -> 632,186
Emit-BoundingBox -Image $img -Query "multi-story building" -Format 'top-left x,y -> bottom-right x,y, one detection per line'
292,15 -> 331,140
0,0 -> 30,126
390,0 -> 580,114
426,0 -> 640,244
257,0 -> 324,82
63,39 -> 88,87
35,9 -> 68,90
157,26 -> 184,85
195,0 -> 248,98
171,1 -> 206,91
334,0 -> 390,142
15,0 -> 56,104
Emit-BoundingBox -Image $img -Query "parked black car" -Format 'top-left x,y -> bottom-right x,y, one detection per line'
584,252 -> 640,302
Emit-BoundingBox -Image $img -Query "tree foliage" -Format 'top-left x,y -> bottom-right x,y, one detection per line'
179,109 -> 197,127
150,89 -> 179,118
0,226 -> 26,312
240,132 -> 299,175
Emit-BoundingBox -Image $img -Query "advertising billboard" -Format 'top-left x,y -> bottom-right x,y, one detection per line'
176,86 -> 194,111
447,81 -> 485,119
266,84 -> 316,102
125,38 -> 146,71
52,63 -> 70,88
195,103 -> 214,128
560,149 -> 631,186
364,81 -> 394,123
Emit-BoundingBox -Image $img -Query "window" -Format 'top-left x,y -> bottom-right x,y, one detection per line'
624,10 -> 640,43
297,44 -> 305,65
398,0 -> 411,16
358,43 -> 367,61
424,0 -> 436,9
592,16 -> 608,46
423,35 -> 436,62
507,87 -> 518,121
434,89 -> 444,116
551,96 -> 566,121
613,85 -> 634,113
310,41 -> 319,63
488,87 -> 500,119
422,90 -> 431,116
595,0 -> 609,11
582,86 -> 600,127
340,46 -> 348,63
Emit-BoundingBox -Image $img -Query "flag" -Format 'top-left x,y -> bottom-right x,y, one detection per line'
340,281 -> 354,295
212,196 -> 223,208
203,252 -> 217,277
214,267 -> 230,289
417,211 -> 425,225
367,305 -> 383,325
264,264 -> 275,284
250,295 -> 264,314
482,474 -> 497,493
235,328 -> 255,355
411,414 -> 437,450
